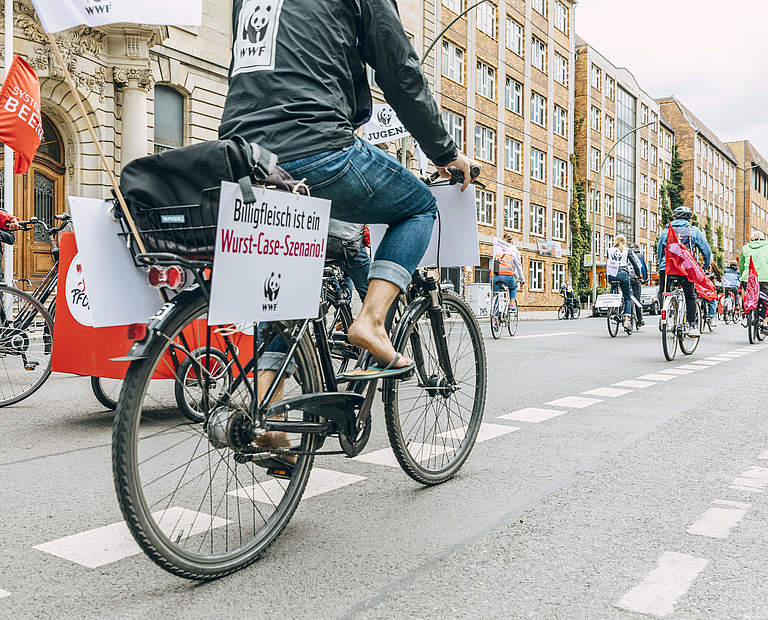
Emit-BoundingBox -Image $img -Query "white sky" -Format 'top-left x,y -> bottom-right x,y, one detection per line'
575,0 -> 768,156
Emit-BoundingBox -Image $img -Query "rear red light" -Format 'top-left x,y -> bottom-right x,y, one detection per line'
127,323 -> 148,342
147,265 -> 165,288
147,265 -> 186,291
661,309 -> 667,321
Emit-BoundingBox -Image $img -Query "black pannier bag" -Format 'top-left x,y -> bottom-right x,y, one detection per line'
118,137 -> 307,260
326,219 -> 364,262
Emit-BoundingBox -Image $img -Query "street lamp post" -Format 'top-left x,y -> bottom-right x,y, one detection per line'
590,120 -> 657,304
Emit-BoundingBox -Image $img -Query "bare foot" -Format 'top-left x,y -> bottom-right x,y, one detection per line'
348,317 -> 413,368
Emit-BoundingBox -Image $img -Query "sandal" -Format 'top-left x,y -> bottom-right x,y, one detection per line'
342,353 -> 416,382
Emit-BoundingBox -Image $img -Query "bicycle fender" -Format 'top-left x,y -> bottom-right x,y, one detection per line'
110,290 -> 203,362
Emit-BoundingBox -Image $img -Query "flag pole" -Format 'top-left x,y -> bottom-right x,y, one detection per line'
45,32 -> 147,254
3,0 -> 15,287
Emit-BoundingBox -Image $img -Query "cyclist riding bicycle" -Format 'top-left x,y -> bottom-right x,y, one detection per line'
629,242 -> 647,328
656,206 -> 712,338
0,210 -> 20,280
606,234 -> 643,330
723,262 -> 741,310
559,283 -> 577,319
492,235 -> 524,311
739,229 -> 768,333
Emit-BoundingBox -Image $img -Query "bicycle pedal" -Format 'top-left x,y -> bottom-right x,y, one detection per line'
267,466 -> 293,480
24,364 -> 38,371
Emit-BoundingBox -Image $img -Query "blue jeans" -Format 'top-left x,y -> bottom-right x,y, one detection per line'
343,245 -> 371,302
608,270 -> 632,316
708,299 -> 718,318
492,275 -> 518,299
280,138 -> 437,292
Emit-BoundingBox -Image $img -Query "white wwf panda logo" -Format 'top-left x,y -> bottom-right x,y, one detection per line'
243,3 -> 273,44
377,107 -> 393,127
264,272 -> 281,302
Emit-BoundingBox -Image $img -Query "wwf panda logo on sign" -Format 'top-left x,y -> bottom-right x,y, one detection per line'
376,107 -> 393,127
264,272 -> 281,302
233,0 -> 285,76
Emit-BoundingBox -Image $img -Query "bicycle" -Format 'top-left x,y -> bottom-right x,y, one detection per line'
557,292 -> 580,320
745,293 -> 766,345
111,168 -> 487,580
606,284 -> 637,338
699,297 -> 715,333
489,283 -> 519,339
660,276 -> 700,361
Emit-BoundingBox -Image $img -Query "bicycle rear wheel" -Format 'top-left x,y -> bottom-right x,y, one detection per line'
748,310 -> 757,344
91,377 -> 124,411
384,292 -> 486,486
662,297 -> 678,361
507,305 -> 519,336
0,285 -> 53,407
572,305 -> 581,319
490,310 -> 503,339
113,294 -> 323,580
607,308 -> 619,338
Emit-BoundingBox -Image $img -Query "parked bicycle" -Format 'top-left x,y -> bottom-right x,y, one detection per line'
661,276 -> 700,361
490,283 -> 519,339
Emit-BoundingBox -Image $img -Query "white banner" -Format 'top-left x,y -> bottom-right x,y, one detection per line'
363,104 -> 411,145
208,182 -> 331,325
370,185 -> 480,269
492,236 -> 521,262
29,0 -> 203,33
69,197 -> 164,327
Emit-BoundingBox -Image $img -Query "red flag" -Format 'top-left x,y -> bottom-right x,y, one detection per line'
0,56 -> 43,174
665,223 -> 715,299
744,257 -> 760,313
695,282 -> 718,301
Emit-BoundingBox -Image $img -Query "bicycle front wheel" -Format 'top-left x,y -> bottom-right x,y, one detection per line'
557,304 -> 567,320
113,293 -> 323,580
507,305 -> 519,336
0,285 -> 54,407
662,297 -> 678,361
572,305 -> 581,319
385,292 -> 487,486
680,304 -> 700,356
607,308 -> 619,338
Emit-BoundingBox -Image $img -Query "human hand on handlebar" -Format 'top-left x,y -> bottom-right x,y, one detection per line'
4,217 -> 21,231
437,153 -> 480,192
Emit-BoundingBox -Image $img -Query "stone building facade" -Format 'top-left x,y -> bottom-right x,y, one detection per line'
574,37 -> 670,283
725,140 -> 768,254
657,96 -> 738,265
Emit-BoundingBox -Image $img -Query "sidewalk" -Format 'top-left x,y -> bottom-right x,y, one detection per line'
475,310 -> 562,322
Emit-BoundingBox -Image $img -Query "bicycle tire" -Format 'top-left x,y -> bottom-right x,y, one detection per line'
756,320 -> 766,342
490,311 -> 503,339
384,292 -> 486,486
91,376 -> 123,411
680,304 -> 700,356
662,297 -> 678,361
607,308 -> 619,338
174,347 -> 233,423
557,304 -> 567,320
748,310 -> 757,344
113,293 -> 323,580
0,285 -> 54,407
572,305 -> 581,319
507,305 -> 519,336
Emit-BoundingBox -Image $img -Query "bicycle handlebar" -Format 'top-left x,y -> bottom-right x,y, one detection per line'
17,213 -> 72,235
426,165 -> 484,187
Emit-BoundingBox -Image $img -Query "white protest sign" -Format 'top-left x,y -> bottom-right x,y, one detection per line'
208,182 -> 331,325
492,236 -> 521,262
29,0 -> 203,33
69,197 -> 164,327
370,184 -> 480,268
363,104 -> 411,145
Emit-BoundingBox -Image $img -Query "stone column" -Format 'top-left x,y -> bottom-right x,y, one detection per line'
114,68 -> 153,165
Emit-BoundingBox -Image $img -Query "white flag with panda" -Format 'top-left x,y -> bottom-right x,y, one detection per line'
29,0 -> 202,34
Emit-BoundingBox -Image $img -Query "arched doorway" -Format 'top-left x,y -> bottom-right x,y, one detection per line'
0,115 -> 66,287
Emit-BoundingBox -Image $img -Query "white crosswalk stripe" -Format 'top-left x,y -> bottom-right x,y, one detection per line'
690,360 -> 721,366
658,369 -> 694,375
545,396 -> 603,409
613,380 -> 655,388
730,467 -> 768,493
638,373 -> 676,382
687,500 -> 750,539
0,590 -> 9,600
582,387 -> 633,397
676,364 -> 703,370
498,407 -> 567,423
229,468 -> 366,503
439,422 -> 519,443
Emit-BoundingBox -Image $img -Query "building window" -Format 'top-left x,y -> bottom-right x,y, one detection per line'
605,115 -> 614,139
505,18 -> 524,56
664,163 -> 671,180
476,3 -> 496,38
651,178 -> 658,199
552,262 -> 566,291
640,174 -> 648,194
475,124 -> 495,163
553,157 -> 567,189
641,104 -> 648,124
604,194 -> 614,217
529,260 -> 545,291
604,233 -> 614,256
591,64 -> 601,90
442,109 -> 465,150
651,145 -> 657,165
589,189 -> 600,214
531,91 -> 546,127
640,209 -> 647,229
605,75 -> 615,100
650,111 -> 658,131
554,52 -> 568,86
442,40 -> 465,84
650,212 -> 657,231
443,0 -> 464,12
532,0 -> 546,17
531,147 -> 546,182
593,231 -> 601,256
531,36 -> 547,73
590,147 -> 601,172
475,189 -> 494,225
554,105 -> 567,138
504,137 -> 522,172
552,210 -> 566,240
504,196 -> 521,231
505,77 -> 523,115
530,204 -> 546,236
640,139 -> 648,160
476,60 -> 496,100
154,85 -> 184,153
590,106 -> 601,132
605,156 -> 614,179
554,1 -> 568,33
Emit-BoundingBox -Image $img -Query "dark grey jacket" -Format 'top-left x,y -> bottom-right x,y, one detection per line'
219,0 -> 457,167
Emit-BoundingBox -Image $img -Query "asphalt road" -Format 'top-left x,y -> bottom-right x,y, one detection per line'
2,316 -> 768,619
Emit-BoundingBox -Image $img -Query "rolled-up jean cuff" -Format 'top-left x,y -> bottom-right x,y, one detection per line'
368,260 -> 412,292
257,351 -> 296,375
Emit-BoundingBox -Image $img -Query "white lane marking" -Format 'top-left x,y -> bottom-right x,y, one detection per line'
615,551 -> 708,617
512,331 -> 577,340
706,356 -> 732,361
687,500 -> 750,539
355,444 -> 448,468
714,353 -> 743,358
498,407 -> 566,423
730,467 -> 768,492
582,387 -> 633,398
34,508 -> 230,569
658,369 -> 694,375
613,380 -> 655,389
690,360 -> 721,366
730,485 -> 764,494
758,450 -> 768,460
638,373 -> 676,382
439,422 -> 519,443
230,468 -> 365,503
545,396 -> 603,409
0,590 -> 9,600
675,364 -> 703,370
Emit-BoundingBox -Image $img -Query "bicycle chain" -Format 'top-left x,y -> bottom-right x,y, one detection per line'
242,446 -> 347,457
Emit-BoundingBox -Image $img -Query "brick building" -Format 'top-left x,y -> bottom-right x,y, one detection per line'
725,140 -> 768,254
574,37 -> 670,283
657,97 -> 739,265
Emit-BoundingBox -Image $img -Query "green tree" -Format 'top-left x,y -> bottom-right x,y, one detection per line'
667,145 -> 685,210
715,225 -> 725,271
659,181 -> 674,228
568,117 -> 593,299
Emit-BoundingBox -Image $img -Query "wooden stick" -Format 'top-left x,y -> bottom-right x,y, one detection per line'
46,32 -> 147,254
